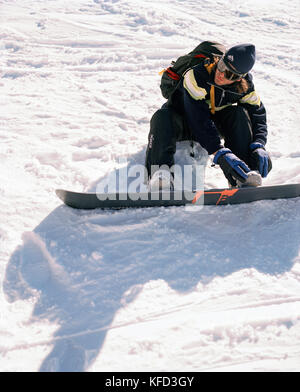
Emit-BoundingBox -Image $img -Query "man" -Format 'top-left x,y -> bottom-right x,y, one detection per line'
145,43 -> 272,190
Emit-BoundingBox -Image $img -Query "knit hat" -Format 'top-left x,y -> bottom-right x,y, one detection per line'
223,44 -> 256,75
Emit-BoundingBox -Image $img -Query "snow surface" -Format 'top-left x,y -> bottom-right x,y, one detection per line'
1,0 -> 300,372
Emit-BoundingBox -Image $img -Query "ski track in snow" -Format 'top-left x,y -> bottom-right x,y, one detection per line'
1,0 -> 300,372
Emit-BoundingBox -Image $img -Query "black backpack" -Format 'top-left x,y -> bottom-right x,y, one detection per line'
160,41 -> 225,99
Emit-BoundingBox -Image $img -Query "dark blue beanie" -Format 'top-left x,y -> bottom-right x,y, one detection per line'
223,44 -> 256,74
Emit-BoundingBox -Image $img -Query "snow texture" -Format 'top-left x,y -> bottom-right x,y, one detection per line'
1,0 -> 300,372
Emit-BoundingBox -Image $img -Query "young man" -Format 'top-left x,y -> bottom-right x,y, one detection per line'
145,43 -> 272,190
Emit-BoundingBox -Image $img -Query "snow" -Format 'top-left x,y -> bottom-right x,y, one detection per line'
1,0 -> 300,372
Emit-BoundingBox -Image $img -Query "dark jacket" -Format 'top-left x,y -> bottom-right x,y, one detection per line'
172,63 -> 268,155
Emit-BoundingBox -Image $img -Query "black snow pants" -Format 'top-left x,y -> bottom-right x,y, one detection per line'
145,103 -> 267,179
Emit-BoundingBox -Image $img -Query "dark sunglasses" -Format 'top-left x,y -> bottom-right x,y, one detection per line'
217,57 -> 245,81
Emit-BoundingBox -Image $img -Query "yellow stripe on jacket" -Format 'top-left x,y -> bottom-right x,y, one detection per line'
183,69 -> 207,100
239,90 -> 261,106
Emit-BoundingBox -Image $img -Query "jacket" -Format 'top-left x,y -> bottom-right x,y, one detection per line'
173,63 -> 268,155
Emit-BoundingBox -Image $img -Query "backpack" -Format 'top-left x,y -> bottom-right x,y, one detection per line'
159,41 -> 226,99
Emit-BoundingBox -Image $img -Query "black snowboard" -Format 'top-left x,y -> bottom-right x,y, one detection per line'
56,183 -> 300,210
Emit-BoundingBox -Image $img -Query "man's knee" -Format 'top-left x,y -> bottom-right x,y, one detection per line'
145,106 -> 177,174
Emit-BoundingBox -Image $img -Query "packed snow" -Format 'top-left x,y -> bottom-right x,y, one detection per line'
1,0 -> 300,372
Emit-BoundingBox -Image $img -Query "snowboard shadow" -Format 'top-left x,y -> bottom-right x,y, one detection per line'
3,147 -> 300,372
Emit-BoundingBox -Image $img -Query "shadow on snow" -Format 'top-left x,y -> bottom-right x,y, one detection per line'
3,148 -> 300,371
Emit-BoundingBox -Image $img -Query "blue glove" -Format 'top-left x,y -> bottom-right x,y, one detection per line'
250,142 -> 271,178
213,148 -> 250,186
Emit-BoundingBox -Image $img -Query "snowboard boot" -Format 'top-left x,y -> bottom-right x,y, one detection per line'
148,169 -> 174,191
236,170 -> 262,188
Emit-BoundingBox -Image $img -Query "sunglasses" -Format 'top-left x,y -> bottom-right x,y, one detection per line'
217,57 -> 245,81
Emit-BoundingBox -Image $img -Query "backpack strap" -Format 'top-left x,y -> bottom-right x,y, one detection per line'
164,67 -> 181,80
204,62 -> 216,114
210,85 -> 215,115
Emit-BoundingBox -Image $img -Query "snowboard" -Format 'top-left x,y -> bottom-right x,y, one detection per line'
56,183 -> 300,210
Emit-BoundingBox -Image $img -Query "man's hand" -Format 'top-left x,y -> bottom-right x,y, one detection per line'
250,142 -> 272,178
213,148 -> 250,186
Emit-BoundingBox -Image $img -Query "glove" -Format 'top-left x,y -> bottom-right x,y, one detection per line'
250,142 -> 272,178
213,148 -> 250,186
